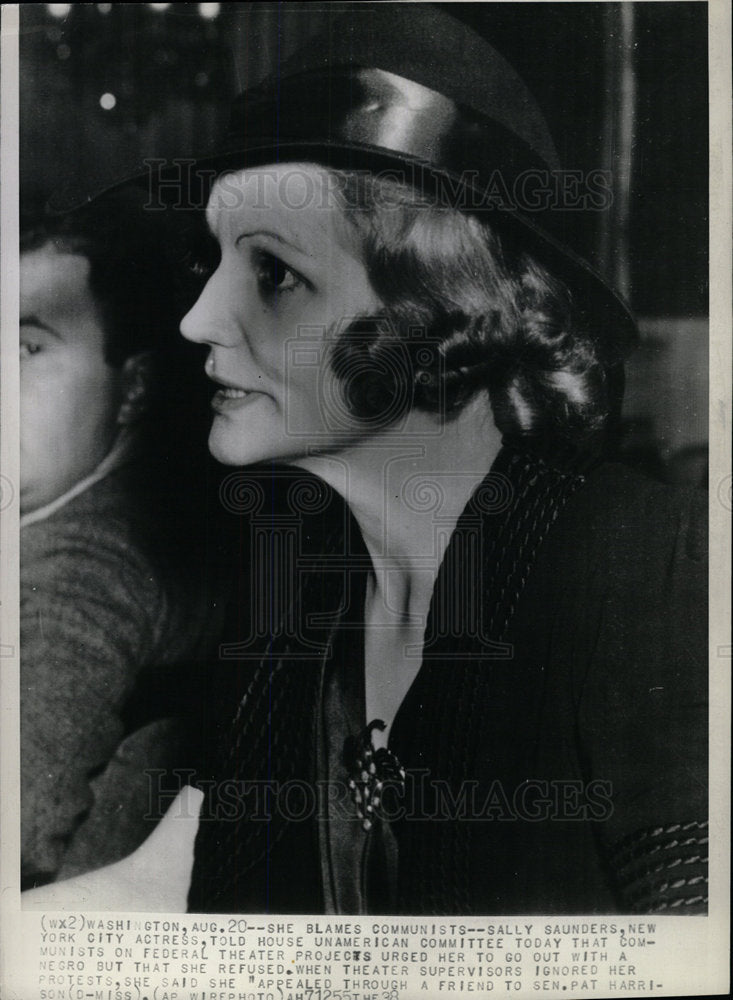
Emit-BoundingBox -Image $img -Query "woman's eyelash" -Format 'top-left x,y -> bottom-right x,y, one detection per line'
181,238 -> 221,280
254,251 -> 307,294
180,242 -> 309,294
187,258 -> 214,278
184,255 -> 219,280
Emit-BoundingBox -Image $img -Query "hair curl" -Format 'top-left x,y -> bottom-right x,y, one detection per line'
329,172 -> 615,462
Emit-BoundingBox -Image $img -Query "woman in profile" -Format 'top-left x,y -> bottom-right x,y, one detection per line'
29,4 -> 708,916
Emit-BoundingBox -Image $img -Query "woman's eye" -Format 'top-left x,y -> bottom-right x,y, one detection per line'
20,342 -> 42,359
256,252 -> 303,294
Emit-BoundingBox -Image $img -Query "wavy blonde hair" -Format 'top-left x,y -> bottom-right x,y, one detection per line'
329,171 -> 615,462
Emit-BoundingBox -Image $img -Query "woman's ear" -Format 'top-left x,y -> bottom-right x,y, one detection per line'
117,351 -> 154,426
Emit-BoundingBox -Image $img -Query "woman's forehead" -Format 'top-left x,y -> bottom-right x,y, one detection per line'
205,163 -> 350,251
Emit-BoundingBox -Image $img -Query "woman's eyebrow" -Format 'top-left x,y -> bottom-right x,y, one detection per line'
236,229 -> 310,258
19,315 -> 63,339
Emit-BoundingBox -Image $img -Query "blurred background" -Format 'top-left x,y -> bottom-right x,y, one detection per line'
19,1 -> 709,485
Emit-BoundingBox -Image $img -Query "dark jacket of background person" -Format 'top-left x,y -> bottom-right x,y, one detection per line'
20,456 -> 223,888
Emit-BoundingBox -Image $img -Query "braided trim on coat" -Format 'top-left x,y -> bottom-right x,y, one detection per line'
608,821 -> 709,914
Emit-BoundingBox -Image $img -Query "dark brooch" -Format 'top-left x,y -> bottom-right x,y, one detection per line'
345,719 -> 406,831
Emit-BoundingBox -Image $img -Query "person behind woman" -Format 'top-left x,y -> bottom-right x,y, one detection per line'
27,4 -> 707,915
20,190 -> 222,887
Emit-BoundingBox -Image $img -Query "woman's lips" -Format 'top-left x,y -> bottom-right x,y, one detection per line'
211,386 -> 262,413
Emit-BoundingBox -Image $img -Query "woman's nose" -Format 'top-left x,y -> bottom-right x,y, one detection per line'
180,269 -> 237,347
179,277 -> 215,345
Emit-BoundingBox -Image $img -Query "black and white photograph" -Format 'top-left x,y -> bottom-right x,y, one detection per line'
0,2 -> 730,997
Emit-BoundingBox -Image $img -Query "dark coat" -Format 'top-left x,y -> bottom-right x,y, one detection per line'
188,451 -> 708,915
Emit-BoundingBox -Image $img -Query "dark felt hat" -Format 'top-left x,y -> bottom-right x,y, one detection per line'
50,3 -> 637,361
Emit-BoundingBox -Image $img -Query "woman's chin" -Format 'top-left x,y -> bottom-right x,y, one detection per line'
208,431 -> 262,467
207,420 -> 289,468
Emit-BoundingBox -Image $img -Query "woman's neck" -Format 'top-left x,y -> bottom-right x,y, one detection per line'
297,395 -> 502,741
297,394 -> 502,623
